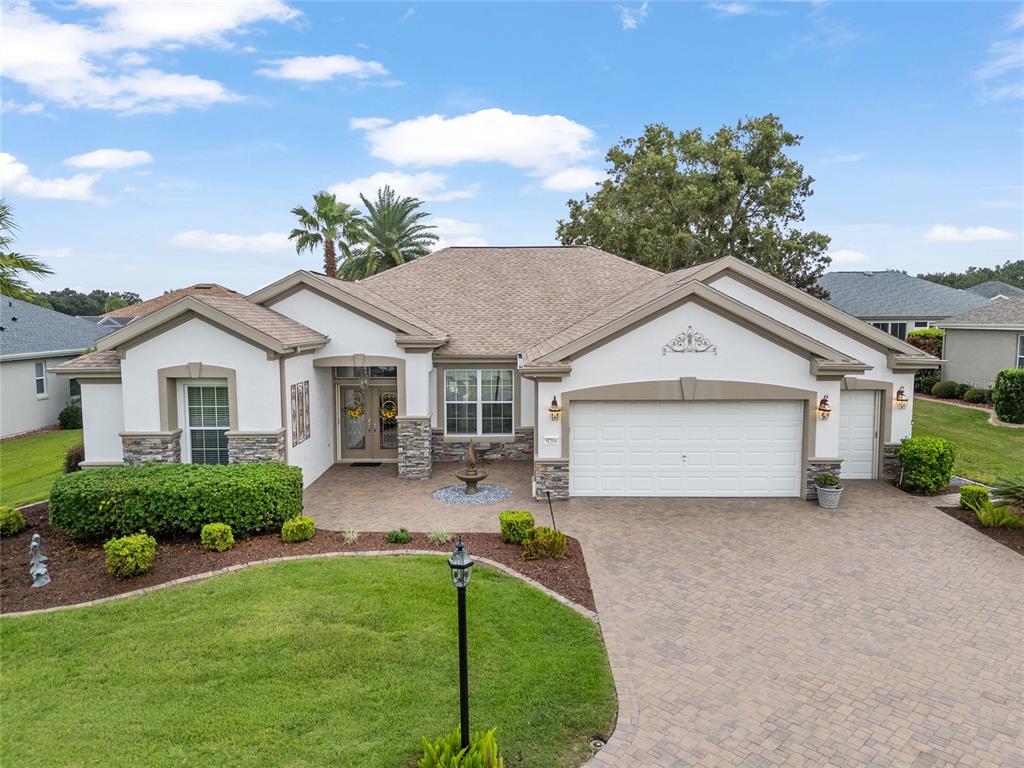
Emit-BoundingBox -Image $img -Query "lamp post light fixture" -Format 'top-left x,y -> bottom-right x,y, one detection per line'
448,538 -> 474,750
895,386 -> 909,409
548,396 -> 562,421
817,395 -> 832,421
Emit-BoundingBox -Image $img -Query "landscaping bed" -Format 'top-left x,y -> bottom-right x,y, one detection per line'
938,506 -> 1024,557
0,505 -> 595,614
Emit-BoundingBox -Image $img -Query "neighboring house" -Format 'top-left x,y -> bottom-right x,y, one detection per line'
817,271 -> 991,340
937,297 -> 1024,387
0,296 -> 113,438
101,283 -> 245,324
965,280 -> 1024,301
56,248 -> 937,499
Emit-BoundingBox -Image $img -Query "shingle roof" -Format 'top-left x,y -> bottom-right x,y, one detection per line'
53,349 -> 121,372
816,271 -> 991,319
965,280 -> 1024,300
104,283 -> 245,318
939,297 -> 1024,328
1,295 -> 112,360
359,246 -> 662,356
189,295 -> 328,347
309,273 -> 447,337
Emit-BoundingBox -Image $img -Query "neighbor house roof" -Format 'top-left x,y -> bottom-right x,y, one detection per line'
965,280 -> 1024,300
103,283 -> 245,318
358,246 -> 662,356
938,297 -> 1024,330
1,295 -> 112,361
816,271 -> 990,319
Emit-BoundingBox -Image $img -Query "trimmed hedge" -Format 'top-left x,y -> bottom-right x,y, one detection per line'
930,380 -> 959,399
499,510 -> 535,544
521,526 -> 567,560
104,532 -> 157,578
281,516 -> 315,543
963,387 -> 990,404
201,522 -> 235,552
49,463 -> 302,541
906,327 -> 943,357
992,368 -> 1024,424
897,436 -> 957,494
0,506 -> 27,537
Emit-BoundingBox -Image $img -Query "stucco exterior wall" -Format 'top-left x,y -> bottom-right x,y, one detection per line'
0,356 -> 77,438
942,328 -> 1023,388
284,353 -> 334,486
81,381 -> 124,464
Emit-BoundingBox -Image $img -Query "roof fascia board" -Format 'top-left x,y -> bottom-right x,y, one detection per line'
939,322 -> 1024,331
1,348 -> 89,362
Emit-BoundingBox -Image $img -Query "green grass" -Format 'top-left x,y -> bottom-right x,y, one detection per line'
0,429 -> 82,507
912,399 -> 1024,485
0,557 -> 616,768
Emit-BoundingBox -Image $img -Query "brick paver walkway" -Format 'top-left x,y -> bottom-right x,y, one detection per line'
307,463 -> 1024,767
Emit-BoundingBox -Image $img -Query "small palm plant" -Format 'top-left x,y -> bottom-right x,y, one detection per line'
0,198 -> 52,300
289,191 -> 364,278
340,185 -> 438,279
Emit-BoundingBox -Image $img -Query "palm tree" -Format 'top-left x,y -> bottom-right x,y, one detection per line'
288,191 -> 364,278
340,186 -> 439,280
0,199 -> 52,300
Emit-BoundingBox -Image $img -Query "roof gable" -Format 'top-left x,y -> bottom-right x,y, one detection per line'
965,280 -> 1024,300
104,283 -> 244,318
939,296 -> 1024,328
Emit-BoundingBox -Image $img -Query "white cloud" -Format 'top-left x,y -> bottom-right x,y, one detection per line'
974,22 -> 1024,102
618,2 -> 649,30
65,148 -> 153,169
828,248 -> 869,264
432,217 -> 487,249
541,166 -> 605,192
3,99 -> 46,114
0,152 -> 99,201
1010,8 -> 1024,31
923,225 -> 1017,243
33,247 -> 73,259
348,116 -> 393,131
118,52 -> 148,67
256,54 -> 388,82
821,152 -> 865,164
328,171 -> 479,206
170,229 -> 291,253
708,3 -> 753,15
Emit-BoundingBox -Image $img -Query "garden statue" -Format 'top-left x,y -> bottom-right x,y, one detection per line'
454,441 -> 489,495
29,533 -> 50,588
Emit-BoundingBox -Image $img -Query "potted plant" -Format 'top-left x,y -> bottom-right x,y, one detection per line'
815,472 -> 843,509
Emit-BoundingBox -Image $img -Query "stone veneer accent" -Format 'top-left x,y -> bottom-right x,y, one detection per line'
397,417 -> 432,480
805,460 -> 843,501
431,428 -> 534,463
121,431 -> 182,465
534,460 -> 569,500
227,431 -> 285,464
882,443 -> 901,484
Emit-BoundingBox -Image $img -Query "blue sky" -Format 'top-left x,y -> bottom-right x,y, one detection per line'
1,0 -> 1022,298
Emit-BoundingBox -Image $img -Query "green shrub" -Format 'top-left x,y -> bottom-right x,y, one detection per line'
64,441 -> 85,473
498,510 -> 535,544
427,527 -> 453,546
200,522 -> 235,552
914,371 -> 940,394
281,516 -> 315,543
906,327 -> 943,357
816,472 -> 841,488
385,527 -> 411,544
58,404 -> 82,430
991,476 -> 1024,509
958,485 -> 989,510
965,496 -> 1024,528
49,463 -> 302,541
103,532 -> 157,578
897,436 -> 957,494
992,368 -> 1024,423
0,506 -> 27,537
955,383 -> 972,400
521,526 -> 567,560
930,380 -> 959,399
343,530 -> 359,545
419,727 -> 504,768
963,387 -> 990,404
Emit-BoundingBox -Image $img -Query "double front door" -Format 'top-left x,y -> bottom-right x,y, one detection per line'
338,385 -> 399,461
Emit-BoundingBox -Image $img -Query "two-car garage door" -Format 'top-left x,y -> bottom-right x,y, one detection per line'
570,401 -> 803,497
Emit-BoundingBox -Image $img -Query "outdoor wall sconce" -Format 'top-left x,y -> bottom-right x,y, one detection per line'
817,395 -> 831,421
895,386 -> 908,409
548,396 -> 562,421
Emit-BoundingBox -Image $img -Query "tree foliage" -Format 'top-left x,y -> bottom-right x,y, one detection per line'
289,191 -> 364,279
39,288 -> 140,316
339,186 -> 438,280
917,260 -> 1024,290
0,198 -> 53,301
556,115 -> 832,297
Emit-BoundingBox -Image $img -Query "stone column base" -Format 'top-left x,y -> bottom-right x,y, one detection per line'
227,430 -> 285,463
534,459 -> 569,500
805,459 -> 843,500
121,430 -> 182,465
882,443 -> 901,484
397,417 -> 432,479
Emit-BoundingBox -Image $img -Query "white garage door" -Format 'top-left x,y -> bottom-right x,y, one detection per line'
837,390 -> 877,479
570,400 -> 803,497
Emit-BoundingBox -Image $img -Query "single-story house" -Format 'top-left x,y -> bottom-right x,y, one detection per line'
100,283 -> 245,324
817,271 -> 991,340
1,295 -> 113,438
56,248 -> 937,499
965,280 -> 1024,302
937,297 -> 1024,387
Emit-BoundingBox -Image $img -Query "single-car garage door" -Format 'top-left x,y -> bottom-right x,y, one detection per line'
570,400 -> 803,497
837,390 -> 878,479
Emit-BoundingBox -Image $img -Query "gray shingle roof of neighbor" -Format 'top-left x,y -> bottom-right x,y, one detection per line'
938,296 -> 1024,328
816,271 -> 991,319
0,295 -> 113,360
965,280 -> 1024,300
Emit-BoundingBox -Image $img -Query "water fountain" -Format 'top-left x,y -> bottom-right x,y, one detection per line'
453,441 -> 489,495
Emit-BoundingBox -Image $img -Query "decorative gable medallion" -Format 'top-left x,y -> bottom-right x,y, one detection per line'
662,326 -> 718,356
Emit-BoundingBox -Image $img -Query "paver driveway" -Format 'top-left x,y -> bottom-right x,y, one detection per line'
307,464 -> 1024,767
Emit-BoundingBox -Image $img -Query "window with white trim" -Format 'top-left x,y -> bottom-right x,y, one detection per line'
444,368 -> 513,436
871,321 -> 908,340
34,361 -> 47,396
186,383 -> 229,464
1018,335 -> 1023,369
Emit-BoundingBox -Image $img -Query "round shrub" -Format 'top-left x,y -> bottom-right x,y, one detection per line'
521,526 -> 567,560
64,442 -> 85,474
959,485 -> 989,510
200,522 -> 235,552
955,383 -> 972,400
914,371 -> 940,394
992,368 -> 1024,424
498,510 -> 535,544
897,436 -> 957,494
0,506 -> 27,537
930,380 -> 959,399
963,388 -> 990,404
281,516 -> 315,543
103,532 -> 157,578
58,404 -> 82,430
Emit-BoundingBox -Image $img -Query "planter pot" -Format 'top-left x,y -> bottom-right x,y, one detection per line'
816,485 -> 843,509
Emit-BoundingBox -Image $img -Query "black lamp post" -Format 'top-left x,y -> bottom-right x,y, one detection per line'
448,538 -> 473,750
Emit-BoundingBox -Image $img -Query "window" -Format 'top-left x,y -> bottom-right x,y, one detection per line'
34,361 -> 47,397
871,321 -> 908,340
444,368 -> 513,436
186,384 -> 229,464
1018,335 -> 1024,369
914,321 -> 930,329
333,366 -> 397,379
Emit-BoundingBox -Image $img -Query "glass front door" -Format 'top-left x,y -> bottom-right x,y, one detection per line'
339,385 -> 399,461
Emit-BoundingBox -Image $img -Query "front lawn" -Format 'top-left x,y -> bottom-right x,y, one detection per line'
0,429 -> 82,507
0,557 -> 615,768
912,399 -> 1024,485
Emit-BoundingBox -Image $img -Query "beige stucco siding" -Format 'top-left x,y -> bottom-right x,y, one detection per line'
0,356 -> 77,438
943,328 -> 1023,387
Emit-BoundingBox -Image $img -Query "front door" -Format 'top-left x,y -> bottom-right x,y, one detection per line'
338,386 -> 399,461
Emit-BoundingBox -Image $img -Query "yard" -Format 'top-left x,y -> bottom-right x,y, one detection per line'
0,556 -> 616,768
912,399 -> 1024,485
0,429 -> 81,508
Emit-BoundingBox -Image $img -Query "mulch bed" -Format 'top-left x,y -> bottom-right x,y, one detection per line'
1,507 -> 595,615
938,506 -> 1024,557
